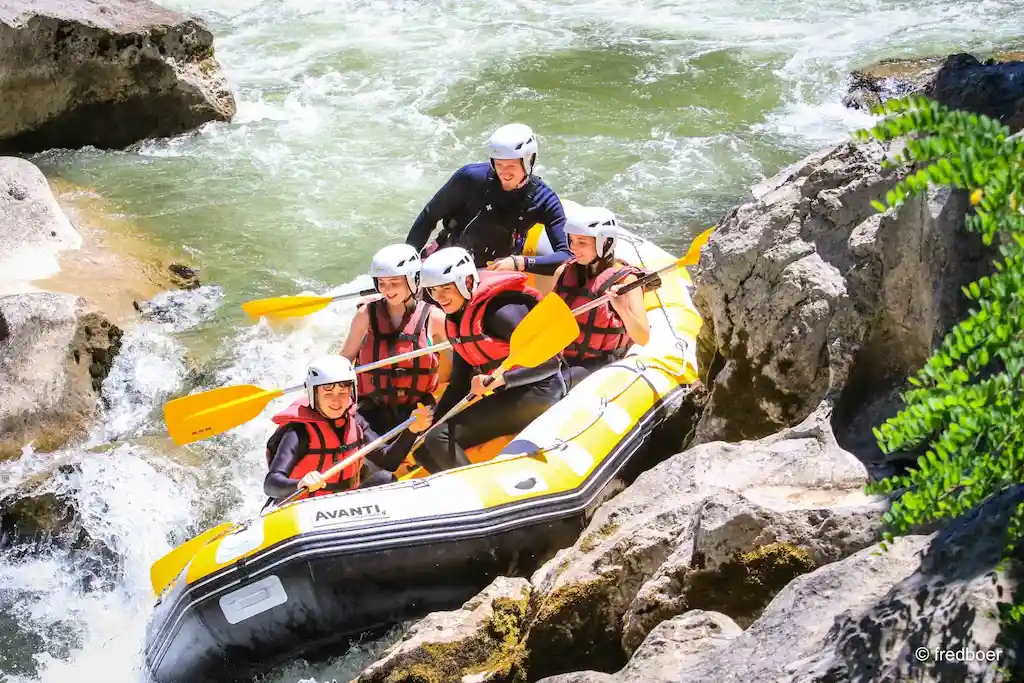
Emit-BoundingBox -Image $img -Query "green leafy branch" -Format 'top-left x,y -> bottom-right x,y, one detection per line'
853,96 -> 1024,621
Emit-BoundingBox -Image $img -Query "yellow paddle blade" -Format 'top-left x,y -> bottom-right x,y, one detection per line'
150,522 -> 234,596
680,227 -> 714,266
242,295 -> 333,320
506,292 -> 581,368
164,384 -> 285,445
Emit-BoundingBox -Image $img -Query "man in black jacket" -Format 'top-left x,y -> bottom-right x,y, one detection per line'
405,123 -> 572,277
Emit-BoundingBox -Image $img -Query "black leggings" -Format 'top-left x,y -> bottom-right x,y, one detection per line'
562,356 -> 616,391
416,373 -> 566,474
359,394 -> 435,435
358,459 -> 396,488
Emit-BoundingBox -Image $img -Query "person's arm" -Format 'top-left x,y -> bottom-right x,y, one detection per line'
264,427 -> 305,499
609,273 -> 651,346
428,306 -> 452,387
355,412 -> 423,472
521,187 -> 571,276
406,167 -> 470,251
434,353 -> 471,418
340,306 -> 370,361
485,301 -> 561,389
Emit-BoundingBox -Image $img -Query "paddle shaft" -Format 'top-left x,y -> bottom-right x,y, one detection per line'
275,415 -> 417,507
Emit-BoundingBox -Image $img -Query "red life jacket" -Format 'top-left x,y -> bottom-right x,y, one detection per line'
265,399 -> 363,498
445,271 -> 542,373
554,260 -> 643,362
356,299 -> 439,407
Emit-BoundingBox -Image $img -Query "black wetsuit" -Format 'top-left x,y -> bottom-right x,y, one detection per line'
415,292 -> 567,474
405,162 -> 571,275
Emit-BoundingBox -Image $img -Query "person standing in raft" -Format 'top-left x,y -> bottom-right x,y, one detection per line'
414,246 -> 567,474
552,201 -> 651,388
404,123 -> 572,276
339,243 -> 450,435
264,356 -> 433,502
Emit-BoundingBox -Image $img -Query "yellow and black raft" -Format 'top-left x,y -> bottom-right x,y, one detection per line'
143,228 -> 704,683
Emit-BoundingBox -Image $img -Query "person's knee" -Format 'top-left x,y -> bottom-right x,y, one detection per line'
359,469 -> 395,488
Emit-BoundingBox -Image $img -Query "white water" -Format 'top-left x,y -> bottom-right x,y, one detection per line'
4,0 -> 1024,681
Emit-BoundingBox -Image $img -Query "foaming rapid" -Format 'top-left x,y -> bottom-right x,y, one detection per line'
0,278 -> 382,683
6,0 -> 1024,681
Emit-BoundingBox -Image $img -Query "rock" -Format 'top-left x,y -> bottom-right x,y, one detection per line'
537,535 -> 931,683
0,292 -> 123,460
0,156 -> 82,294
539,486 -> 1024,683
787,486 -> 1024,683
0,486 -> 78,546
0,0 -> 236,154
842,52 -> 1024,133
353,577 -> 531,683
167,263 -> 200,290
691,139 -> 991,460
619,488 -> 883,653
536,611 -> 743,683
518,407 -> 887,681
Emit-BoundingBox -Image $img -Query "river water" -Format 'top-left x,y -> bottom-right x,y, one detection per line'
2,0 -> 1022,681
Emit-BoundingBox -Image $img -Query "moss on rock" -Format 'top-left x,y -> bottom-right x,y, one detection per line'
377,595 -> 530,683
682,542 -> 817,628
524,576 -> 624,680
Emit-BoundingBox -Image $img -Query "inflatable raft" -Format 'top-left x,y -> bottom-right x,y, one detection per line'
143,228 -> 704,683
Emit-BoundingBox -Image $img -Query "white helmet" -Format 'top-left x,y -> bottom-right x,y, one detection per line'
565,205 -> 620,259
488,123 -> 539,176
370,243 -> 421,295
421,246 -> 478,301
305,355 -> 357,408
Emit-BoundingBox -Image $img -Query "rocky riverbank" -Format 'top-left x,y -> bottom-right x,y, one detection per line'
0,0 -> 230,459
0,0 -> 235,154
345,49 -> 1024,683
0,156 -> 204,462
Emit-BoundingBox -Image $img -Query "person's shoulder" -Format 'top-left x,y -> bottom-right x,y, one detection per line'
530,179 -> 563,210
454,162 -> 492,181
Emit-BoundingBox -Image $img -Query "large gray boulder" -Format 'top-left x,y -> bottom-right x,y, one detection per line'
691,140 -> 991,462
0,0 -> 235,154
514,408 -> 887,681
353,577 -> 531,683
538,487 -> 1024,683
0,156 -> 82,294
0,292 -> 122,460
843,52 -> 1024,133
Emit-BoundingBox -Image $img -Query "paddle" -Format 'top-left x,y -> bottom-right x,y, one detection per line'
241,266 -> 492,322
150,413 -> 419,596
241,288 -> 382,321
410,292 -> 581,453
150,521 -> 234,596
163,228 -> 713,445
163,350 -> 452,445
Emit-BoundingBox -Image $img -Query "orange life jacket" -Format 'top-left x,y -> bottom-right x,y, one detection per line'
554,260 -> 643,362
356,299 -> 439,407
265,399 -> 363,497
445,271 -> 542,373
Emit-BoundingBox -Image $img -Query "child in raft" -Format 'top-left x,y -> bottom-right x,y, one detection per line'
339,243 -> 450,436
264,355 -> 433,502
551,201 -> 651,388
